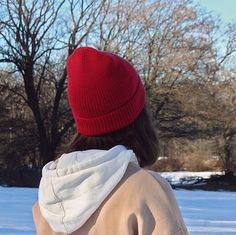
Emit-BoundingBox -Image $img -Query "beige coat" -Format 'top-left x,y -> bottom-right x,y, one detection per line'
33,163 -> 188,235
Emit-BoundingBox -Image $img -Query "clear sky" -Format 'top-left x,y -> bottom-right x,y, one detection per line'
195,0 -> 236,22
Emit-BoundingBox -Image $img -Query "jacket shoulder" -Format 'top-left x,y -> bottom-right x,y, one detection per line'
122,164 -> 172,196
120,164 -> 188,235
117,164 -> 175,212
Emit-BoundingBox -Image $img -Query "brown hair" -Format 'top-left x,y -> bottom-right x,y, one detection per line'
64,104 -> 159,167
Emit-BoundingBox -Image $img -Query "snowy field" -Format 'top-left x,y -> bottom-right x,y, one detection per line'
176,190 -> 236,234
0,172 -> 236,235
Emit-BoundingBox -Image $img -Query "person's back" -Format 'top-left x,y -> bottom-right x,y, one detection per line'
33,47 -> 188,235
33,163 -> 187,235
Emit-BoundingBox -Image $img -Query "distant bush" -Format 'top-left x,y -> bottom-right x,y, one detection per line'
151,138 -> 222,172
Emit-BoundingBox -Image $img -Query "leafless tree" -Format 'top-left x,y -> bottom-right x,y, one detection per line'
0,0 -> 103,166
0,0 -> 236,174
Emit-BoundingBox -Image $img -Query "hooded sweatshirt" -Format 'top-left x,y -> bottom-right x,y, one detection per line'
35,145 -> 188,235
38,145 -> 138,233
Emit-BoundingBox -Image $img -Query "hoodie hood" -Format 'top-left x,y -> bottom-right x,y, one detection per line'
38,145 -> 138,234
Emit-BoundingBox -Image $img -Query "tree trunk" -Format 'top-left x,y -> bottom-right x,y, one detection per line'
24,67 -> 55,166
38,138 -> 54,166
224,133 -> 234,176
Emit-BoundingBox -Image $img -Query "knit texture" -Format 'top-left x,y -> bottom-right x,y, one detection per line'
66,47 -> 145,136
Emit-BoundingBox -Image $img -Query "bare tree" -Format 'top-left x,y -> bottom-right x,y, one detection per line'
208,79 -> 236,175
91,0 -> 232,119
0,0 -> 102,166
1,0 -> 236,174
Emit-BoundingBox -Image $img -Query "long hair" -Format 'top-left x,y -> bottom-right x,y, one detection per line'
63,104 -> 159,167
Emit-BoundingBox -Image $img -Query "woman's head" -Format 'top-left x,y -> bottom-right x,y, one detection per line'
66,47 -> 158,167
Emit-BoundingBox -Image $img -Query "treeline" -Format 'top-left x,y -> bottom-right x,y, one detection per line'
0,0 -> 236,186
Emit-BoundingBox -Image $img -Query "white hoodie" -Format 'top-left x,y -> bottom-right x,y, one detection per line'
38,145 -> 138,234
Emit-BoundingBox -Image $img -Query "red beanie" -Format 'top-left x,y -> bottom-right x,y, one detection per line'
66,47 -> 145,136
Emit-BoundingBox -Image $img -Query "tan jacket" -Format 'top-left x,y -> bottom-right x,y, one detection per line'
33,163 -> 188,235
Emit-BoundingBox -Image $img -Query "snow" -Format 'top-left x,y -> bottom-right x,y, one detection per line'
159,171 -> 224,185
0,172 -> 236,235
176,190 -> 236,235
0,187 -> 37,235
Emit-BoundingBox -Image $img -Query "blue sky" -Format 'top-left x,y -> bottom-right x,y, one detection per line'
195,0 -> 236,22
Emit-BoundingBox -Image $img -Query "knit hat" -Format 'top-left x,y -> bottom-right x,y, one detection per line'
66,47 -> 145,136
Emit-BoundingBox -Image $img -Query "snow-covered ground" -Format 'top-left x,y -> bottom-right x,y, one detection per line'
0,187 -> 37,235
176,190 -> 236,235
0,172 -> 236,235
